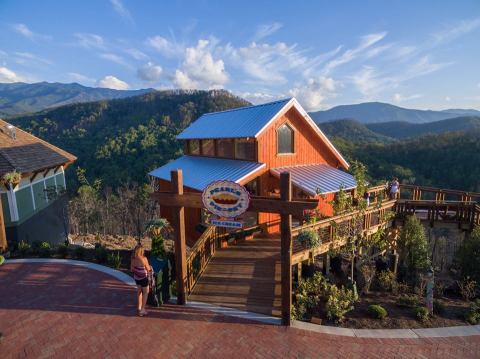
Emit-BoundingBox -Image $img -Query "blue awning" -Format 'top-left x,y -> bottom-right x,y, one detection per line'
149,155 -> 266,191
271,164 -> 357,196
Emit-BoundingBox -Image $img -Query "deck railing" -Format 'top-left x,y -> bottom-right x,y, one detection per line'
185,226 -> 218,294
399,184 -> 480,203
291,200 -> 397,264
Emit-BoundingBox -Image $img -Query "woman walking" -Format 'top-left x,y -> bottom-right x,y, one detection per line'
130,244 -> 151,316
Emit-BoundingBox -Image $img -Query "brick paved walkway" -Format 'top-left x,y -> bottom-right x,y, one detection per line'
1,262 -> 480,359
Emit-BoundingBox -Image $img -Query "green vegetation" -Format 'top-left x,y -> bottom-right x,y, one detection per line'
414,306 -> 430,322
465,299 -> 480,324
368,304 -> 388,319
38,242 -> 52,258
108,251 -> 122,269
56,243 -> 69,258
397,215 -> 430,276
457,226 -> 480,282
94,244 -> 108,264
12,89 -> 249,189
396,294 -> 419,308
377,270 -> 396,292
296,229 -> 321,249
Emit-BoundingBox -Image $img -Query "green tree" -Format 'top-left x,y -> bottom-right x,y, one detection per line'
457,226 -> 480,282
398,215 -> 430,274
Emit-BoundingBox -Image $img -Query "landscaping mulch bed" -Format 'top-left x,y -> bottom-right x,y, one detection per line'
333,291 -> 471,329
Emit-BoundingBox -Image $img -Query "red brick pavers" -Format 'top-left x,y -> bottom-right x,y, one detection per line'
1,262 -> 479,359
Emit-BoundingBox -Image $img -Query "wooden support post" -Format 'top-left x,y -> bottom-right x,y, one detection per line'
280,172 -> 292,326
171,170 -> 187,305
324,253 -> 330,275
0,197 -> 7,252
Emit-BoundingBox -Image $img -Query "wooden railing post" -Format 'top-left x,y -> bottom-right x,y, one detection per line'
171,170 -> 187,305
280,172 -> 293,326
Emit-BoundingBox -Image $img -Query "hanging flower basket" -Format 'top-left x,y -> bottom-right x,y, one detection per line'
2,170 -> 22,189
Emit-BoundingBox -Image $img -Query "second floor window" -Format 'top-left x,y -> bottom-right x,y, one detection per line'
277,123 -> 294,154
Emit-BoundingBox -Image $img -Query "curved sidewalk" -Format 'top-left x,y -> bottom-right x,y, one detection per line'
1,260 -> 479,358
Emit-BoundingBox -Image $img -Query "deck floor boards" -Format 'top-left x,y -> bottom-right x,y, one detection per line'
188,236 -> 282,317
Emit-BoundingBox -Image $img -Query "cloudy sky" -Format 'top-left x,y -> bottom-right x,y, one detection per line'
0,0 -> 479,110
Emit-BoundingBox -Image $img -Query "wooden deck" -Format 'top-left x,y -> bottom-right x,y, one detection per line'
188,236 -> 282,317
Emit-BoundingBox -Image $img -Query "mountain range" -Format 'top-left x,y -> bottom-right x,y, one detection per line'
310,102 -> 480,124
0,82 -> 153,118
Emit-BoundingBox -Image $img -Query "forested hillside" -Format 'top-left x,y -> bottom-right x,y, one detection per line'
11,89 -> 250,189
318,119 -> 392,143
0,82 -> 153,117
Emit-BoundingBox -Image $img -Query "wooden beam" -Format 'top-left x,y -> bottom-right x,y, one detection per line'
151,192 -> 318,215
0,196 -> 6,252
171,170 -> 187,305
280,172 -> 292,326
30,171 -> 41,182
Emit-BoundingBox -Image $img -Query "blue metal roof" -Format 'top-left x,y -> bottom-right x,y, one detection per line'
271,164 -> 357,196
177,98 -> 292,139
149,155 -> 266,191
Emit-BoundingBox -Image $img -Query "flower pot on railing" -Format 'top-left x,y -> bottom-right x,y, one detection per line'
296,229 -> 321,250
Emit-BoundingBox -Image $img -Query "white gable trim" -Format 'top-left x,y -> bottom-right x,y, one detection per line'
254,98 -> 350,170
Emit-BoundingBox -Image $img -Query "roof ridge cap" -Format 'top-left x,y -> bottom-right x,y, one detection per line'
200,98 -> 292,117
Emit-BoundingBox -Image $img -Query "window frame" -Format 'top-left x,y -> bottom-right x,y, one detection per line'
276,122 -> 295,155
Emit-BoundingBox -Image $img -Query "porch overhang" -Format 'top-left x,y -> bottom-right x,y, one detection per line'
270,164 -> 357,196
149,155 -> 267,192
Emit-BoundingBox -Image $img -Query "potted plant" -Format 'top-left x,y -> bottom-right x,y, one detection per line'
297,229 -> 321,249
2,170 -> 22,189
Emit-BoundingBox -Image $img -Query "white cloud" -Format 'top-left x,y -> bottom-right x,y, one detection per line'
223,42 -> 306,84
146,36 -> 183,58
403,56 -> 450,80
0,66 -> 23,83
14,52 -> 52,66
174,40 -> 228,89
253,22 -> 283,41
68,72 -> 96,84
96,75 -> 129,90
393,93 -> 423,103
288,77 -> 336,111
12,23 -> 51,41
432,18 -> 480,44
109,0 -> 133,22
99,53 -> 132,69
125,48 -> 148,60
351,66 -> 395,99
237,91 -> 278,104
75,33 -> 105,49
137,62 -> 162,82
445,96 -> 451,102
322,32 -> 387,74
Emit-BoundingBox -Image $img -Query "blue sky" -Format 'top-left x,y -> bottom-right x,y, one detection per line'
0,0 -> 479,110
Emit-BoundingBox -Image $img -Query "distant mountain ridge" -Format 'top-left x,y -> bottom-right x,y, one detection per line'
318,119 -> 392,143
0,82 -> 154,117
310,102 -> 480,124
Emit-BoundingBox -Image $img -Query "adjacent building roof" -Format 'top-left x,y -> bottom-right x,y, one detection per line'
0,119 -> 76,176
176,97 -> 350,170
271,164 -> 357,196
177,98 -> 291,140
149,155 -> 267,191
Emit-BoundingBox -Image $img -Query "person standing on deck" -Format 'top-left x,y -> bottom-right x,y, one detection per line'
130,244 -> 152,316
389,177 -> 400,200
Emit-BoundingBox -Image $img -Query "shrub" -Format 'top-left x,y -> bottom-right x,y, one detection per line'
434,281 -> 446,298
433,300 -> 446,315
108,251 -> 121,269
296,229 -> 321,249
465,299 -> 480,324
74,246 -> 85,259
457,276 -> 477,301
414,306 -> 430,322
325,285 -> 356,323
377,270 -> 396,291
368,304 -> 388,319
151,235 -> 166,258
359,264 -> 376,294
397,294 -> 419,308
17,241 -> 30,257
31,240 -> 43,255
38,242 -> 51,258
457,226 -> 480,282
94,244 -> 108,263
56,243 -> 69,258
398,215 -> 430,274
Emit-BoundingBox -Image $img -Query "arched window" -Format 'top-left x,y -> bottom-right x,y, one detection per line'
277,123 -> 294,154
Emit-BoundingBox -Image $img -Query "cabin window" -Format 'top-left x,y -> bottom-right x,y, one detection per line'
235,138 -> 255,160
277,123 -> 294,154
201,139 -> 215,156
188,139 -> 200,155
216,139 -> 234,158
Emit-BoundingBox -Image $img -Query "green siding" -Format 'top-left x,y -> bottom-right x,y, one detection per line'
1,193 -> 11,225
55,173 -> 66,190
33,181 -> 47,209
16,187 -> 35,221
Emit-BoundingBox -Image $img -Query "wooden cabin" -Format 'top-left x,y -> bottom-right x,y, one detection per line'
149,98 -> 355,246
0,119 -> 76,250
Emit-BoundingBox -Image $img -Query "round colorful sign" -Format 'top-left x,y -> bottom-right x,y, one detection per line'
202,180 -> 250,219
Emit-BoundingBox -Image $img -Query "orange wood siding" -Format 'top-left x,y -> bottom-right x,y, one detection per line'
256,107 -> 341,169
157,179 -> 201,247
